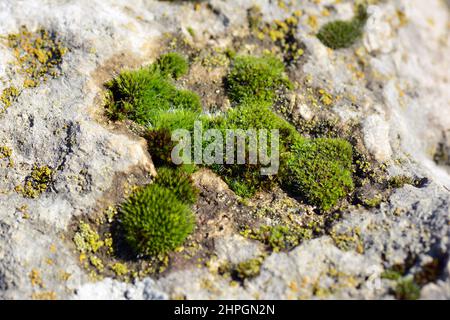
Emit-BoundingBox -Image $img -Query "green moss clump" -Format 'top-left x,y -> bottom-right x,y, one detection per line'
395,277 -> 421,300
317,5 -> 368,49
120,184 -> 195,256
226,55 -> 292,105
212,103 -> 300,197
284,138 -> 354,210
15,165 -> 53,198
154,167 -> 198,204
156,52 -> 189,79
145,128 -> 176,167
105,56 -> 201,127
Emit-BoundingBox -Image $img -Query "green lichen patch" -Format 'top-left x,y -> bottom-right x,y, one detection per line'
15,165 -> 53,198
226,55 -> 292,105
120,184 -> 195,256
283,138 -> 354,211
6,26 -> 67,87
317,5 -> 368,49
105,52 -> 201,128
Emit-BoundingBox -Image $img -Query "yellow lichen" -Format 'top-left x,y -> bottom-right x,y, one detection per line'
0,86 -> 19,111
29,269 -> 44,288
111,262 -> 129,276
73,221 -> 104,253
15,165 -> 52,198
6,26 -> 67,88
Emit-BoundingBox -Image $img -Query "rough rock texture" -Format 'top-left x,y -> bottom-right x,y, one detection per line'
0,0 -> 449,300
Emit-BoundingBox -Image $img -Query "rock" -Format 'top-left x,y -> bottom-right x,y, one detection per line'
0,0 -> 449,300
363,114 -> 393,162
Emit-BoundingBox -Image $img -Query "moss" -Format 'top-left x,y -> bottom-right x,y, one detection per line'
211,103 -> 300,197
15,165 -> 53,198
120,184 -> 195,256
105,56 -> 201,127
145,128 -> 176,167
6,26 -> 67,87
226,55 -> 292,105
235,257 -> 264,280
317,5 -> 368,49
154,166 -> 198,204
284,138 -> 354,210
156,52 -> 189,79
73,221 -> 104,253
394,277 -> 421,300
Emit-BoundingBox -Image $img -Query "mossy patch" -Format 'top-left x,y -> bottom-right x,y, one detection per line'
120,184 -> 195,256
284,138 -> 354,211
226,55 -> 292,105
156,52 -> 189,79
241,224 -> 312,252
6,26 -> 67,87
317,5 -> 368,49
210,102 -> 300,198
15,165 -> 53,198
154,166 -> 198,205
105,52 -> 201,129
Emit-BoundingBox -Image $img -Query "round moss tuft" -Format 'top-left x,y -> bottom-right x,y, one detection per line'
226,55 -> 292,105
120,184 -> 195,256
316,5 -> 368,50
283,137 -> 354,210
154,166 -> 198,205
156,52 -> 189,79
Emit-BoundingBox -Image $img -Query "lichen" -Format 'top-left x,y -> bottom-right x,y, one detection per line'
15,165 -> 53,198
0,86 -> 20,112
0,145 -> 14,167
235,257 -> 264,280
73,221 -> 104,254
111,262 -> 129,276
6,26 -> 67,87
